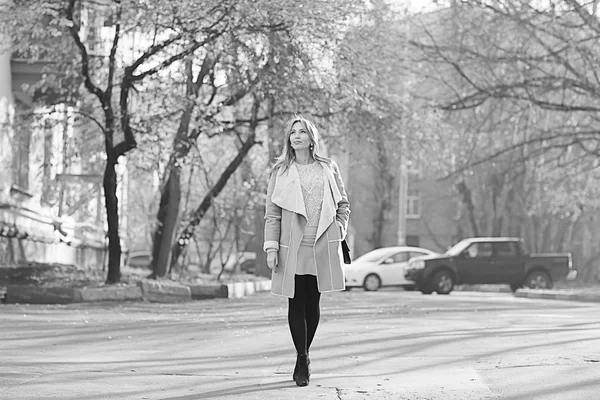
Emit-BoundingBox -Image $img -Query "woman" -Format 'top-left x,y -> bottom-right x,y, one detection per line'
263,115 -> 350,387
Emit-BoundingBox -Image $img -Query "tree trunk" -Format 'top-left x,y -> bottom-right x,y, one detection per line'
456,179 -> 479,237
149,56 -> 215,278
104,156 -> 122,284
6,238 -> 15,264
151,166 -> 182,277
169,133 -> 258,270
254,96 -> 276,278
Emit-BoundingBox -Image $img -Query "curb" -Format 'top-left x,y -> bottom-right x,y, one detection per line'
515,289 -> 600,303
4,285 -> 142,304
138,280 -> 191,303
2,280 -> 272,304
189,280 -> 272,300
189,283 -> 228,299
456,286 -> 600,303
226,280 -> 272,299
455,285 -> 513,293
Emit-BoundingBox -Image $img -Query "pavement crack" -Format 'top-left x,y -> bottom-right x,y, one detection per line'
496,363 -> 561,369
158,373 -> 198,377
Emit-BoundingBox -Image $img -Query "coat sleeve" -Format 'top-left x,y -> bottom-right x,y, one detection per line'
332,161 -> 351,239
263,168 -> 282,252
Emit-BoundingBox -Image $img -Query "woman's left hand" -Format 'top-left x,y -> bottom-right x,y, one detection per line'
336,220 -> 344,239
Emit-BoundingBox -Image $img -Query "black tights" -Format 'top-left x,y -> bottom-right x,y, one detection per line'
288,274 -> 321,356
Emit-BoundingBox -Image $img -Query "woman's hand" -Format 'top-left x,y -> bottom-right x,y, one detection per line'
336,220 -> 344,239
267,251 -> 278,273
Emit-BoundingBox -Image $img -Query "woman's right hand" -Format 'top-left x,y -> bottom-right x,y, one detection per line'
266,251 -> 278,273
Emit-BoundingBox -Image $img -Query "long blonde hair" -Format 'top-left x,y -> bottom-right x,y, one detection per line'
272,115 -> 331,174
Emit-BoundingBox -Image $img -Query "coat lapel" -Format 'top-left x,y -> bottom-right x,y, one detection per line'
324,162 -> 342,205
271,161 -> 343,241
270,163 -> 307,220
315,162 -> 342,240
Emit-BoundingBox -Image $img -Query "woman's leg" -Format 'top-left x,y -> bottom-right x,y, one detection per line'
288,275 -> 309,355
289,275 -> 316,386
305,275 -> 321,352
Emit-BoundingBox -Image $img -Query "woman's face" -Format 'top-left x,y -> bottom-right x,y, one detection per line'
290,121 -> 311,152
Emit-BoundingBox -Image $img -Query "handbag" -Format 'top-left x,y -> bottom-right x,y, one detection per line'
341,239 -> 351,264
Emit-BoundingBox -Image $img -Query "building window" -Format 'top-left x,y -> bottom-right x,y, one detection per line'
12,116 -> 31,191
405,172 -> 421,219
406,195 -> 421,219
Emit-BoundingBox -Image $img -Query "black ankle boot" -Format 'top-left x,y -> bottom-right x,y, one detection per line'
294,354 -> 310,387
292,355 -> 300,382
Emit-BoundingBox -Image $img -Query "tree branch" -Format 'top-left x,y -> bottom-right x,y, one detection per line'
65,0 -> 106,107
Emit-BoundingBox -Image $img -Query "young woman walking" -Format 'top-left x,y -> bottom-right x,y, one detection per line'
263,115 -> 350,387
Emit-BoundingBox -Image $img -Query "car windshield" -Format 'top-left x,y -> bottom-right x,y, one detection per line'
445,240 -> 472,257
354,248 -> 395,263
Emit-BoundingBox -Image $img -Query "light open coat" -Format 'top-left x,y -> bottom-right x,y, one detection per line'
263,160 -> 350,298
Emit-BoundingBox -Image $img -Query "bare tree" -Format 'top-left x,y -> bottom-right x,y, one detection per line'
410,0 -> 600,165
6,0 -> 231,283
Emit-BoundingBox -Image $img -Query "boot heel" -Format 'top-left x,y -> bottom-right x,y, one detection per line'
294,354 -> 310,387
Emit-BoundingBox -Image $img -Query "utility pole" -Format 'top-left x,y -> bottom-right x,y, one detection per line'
397,139 -> 407,246
397,0 -> 411,246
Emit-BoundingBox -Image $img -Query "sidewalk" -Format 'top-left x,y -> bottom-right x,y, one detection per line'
456,283 -> 600,303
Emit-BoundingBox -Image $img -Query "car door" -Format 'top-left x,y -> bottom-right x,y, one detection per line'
378,251 -> 410,285
456,242 -> 494,284
490,241 -> 525,283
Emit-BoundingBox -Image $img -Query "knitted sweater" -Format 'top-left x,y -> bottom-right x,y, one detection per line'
296,161 -> 324,227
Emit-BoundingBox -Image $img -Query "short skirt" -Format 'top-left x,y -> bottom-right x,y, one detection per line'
295,225 -> 318,276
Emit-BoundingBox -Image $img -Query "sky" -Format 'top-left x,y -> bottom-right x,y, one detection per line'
388,0 -> 447,13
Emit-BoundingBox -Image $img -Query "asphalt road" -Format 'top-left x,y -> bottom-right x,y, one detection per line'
1,289 -> 600,400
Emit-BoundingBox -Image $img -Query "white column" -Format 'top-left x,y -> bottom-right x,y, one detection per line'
0,5 -> 14,203
117,155 -> 128,247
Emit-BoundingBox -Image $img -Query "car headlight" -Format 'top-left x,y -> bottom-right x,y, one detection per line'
409,260 -> 426,270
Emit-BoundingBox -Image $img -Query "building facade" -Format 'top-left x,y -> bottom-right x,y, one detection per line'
342,132 -> 458,258
0,29 -> 106,268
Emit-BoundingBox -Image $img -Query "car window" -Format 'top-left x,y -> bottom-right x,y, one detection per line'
465,243 -> 493,258
390,252 -> 409,263
408,251 -> 429,260
354,248 -> 395,263
494,242 -> 518,256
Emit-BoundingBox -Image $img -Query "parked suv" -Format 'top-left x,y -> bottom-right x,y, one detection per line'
405,237 -> 576,295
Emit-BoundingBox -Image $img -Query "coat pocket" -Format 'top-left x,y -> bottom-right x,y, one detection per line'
327,222 -> 342,243
278,244 -> 290,269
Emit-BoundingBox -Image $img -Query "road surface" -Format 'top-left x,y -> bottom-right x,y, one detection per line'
1,289 -> 599,399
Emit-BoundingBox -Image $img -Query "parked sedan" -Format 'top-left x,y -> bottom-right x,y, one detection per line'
343,246 -> 438,291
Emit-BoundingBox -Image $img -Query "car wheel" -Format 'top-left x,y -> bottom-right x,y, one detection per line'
509,283 -> 522,292
432,270 -> 455,295
363,274 -> 381,291
525,270 -> 553,289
